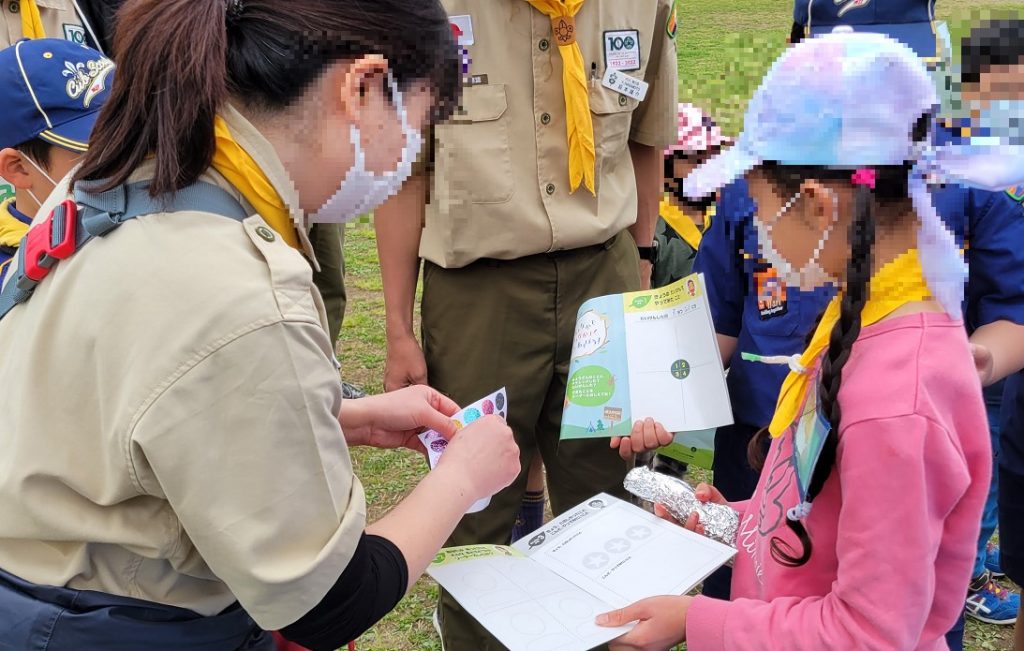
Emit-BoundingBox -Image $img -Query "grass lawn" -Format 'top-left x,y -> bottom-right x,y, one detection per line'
341,2 -> 1022,649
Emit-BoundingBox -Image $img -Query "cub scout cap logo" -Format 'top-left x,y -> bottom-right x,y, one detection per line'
0,38 -> 114,152
62,57 -> 114,108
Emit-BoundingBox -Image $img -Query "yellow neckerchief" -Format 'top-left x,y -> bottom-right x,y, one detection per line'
768,249 -> 932,437
21,0 -> 46,38
211,116 -> 300,249
0,198 -> 30,248
524,0 -> 596,195
659,196 -> 712,250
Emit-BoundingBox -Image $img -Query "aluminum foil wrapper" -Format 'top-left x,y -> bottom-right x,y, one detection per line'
624,467 -> 739,548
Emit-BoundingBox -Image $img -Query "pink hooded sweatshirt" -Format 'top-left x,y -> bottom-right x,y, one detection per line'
687,313 -> 991,651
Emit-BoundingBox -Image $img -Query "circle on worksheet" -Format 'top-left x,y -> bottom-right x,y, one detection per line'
430,439 -> 448,453
670,359 -> 691,379
498,411 -> 506,420
482,399 -> 494,415
464,408 -> 482,424
452,420 -> 464,431
496,392 -> 506,411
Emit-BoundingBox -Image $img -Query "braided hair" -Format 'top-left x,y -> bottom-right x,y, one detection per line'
748,113 -> 928,566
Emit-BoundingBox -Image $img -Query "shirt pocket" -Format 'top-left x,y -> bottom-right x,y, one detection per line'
589,83 -> 639,170
436,84 -> 514,205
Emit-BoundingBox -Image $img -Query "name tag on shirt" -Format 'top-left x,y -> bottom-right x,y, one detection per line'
755,268 -> 788,320
603,30 -> 641,71
602,68 -> 649,102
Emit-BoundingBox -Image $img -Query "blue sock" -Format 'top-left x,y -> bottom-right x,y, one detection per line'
511,490 -> 546,542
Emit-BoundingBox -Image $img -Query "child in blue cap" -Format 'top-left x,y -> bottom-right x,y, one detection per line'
0,38 -> 113,286
595,30 -> 1007,650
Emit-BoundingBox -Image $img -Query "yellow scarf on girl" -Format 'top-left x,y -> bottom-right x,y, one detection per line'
211,116 -> 300,250
21,0 -> 46,39
768,249 -> 933,437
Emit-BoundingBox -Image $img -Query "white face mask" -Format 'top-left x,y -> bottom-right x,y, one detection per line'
21,153 -> 58,211
310,75 -> 424,224
753,190 -> 840,292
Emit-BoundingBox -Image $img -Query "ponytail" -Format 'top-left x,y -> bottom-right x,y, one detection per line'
75,0 -> 228,196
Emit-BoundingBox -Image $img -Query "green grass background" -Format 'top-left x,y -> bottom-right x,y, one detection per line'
341,2 -> 1023,649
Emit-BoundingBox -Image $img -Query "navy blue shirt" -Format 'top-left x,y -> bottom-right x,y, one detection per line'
696,172 -> 1024,428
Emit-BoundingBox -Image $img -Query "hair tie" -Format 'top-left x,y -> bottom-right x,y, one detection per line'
850,168 -> 876,189
787,501 -> 813,521
226,0 -> 244,24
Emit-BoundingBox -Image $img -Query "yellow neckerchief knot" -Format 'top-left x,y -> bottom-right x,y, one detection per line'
0,198 -> 30,248
659,195 -> 709,250
524,0 -> 596,195
211,116 -> 301,250
21,0 -> 46,39
768,249 -> 932,437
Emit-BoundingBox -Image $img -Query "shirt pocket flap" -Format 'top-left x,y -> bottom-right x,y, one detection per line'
589,84 -> 639,115
450,85 -> 509,123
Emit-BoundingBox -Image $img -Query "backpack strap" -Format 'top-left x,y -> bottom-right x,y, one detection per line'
0,180 -> 249,323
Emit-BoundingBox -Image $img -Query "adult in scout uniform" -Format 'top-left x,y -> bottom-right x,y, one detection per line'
64,0 -> 363,399
0,1 -> 521,649
693,6 -> 1024,627
0,39 -> 111,287
374,1 -> 679,647
0,0 -> 100,212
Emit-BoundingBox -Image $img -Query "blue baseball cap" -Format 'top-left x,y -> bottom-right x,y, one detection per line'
684,30 -> 939,200
0,38 -> 114,153
795,0 -> 942,60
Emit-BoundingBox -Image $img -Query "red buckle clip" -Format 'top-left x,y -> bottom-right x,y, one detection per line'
22,199 -> 78,283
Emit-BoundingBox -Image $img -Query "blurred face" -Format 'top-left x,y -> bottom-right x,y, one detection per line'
962,62 -> 1024,104
264,56 -> 432,220
746,168 -> 856,283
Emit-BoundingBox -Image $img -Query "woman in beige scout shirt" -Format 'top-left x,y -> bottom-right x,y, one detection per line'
0,1 -> 519,649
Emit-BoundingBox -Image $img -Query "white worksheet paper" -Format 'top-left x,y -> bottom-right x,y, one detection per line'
427,494 -> 736,651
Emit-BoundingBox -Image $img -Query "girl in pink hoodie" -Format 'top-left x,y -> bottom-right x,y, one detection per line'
597,32 -> 992,651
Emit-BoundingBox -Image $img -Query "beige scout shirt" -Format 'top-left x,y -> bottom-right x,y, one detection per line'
421,0 -> 679,268
1,0 -> 88,48
0,106 -> 366,631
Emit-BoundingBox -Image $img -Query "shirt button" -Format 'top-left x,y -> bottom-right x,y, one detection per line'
255,226 -> 276,242
540,113 -> 551,125
545,183 -> 556,196
9,1 -> 19,14
618,95 -> 628,107
539,39 -> 550,51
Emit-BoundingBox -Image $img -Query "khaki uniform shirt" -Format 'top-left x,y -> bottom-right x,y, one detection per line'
1,0 -> 87,48
422,0 -> 679,268
0,106 -> 366,631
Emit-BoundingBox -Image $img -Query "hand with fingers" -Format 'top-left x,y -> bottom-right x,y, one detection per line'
596,595 -> 695,650
610,418 -> 674,461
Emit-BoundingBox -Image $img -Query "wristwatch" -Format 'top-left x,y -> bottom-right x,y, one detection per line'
637,240 -> 659,264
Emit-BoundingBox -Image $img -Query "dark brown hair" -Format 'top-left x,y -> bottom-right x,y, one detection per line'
75,0 -> 460,197
15,138 -> 55,171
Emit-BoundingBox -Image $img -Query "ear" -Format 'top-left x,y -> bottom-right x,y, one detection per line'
800,179 -> 837,233
0,148 -> 34,190
335,55 -> 391,120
